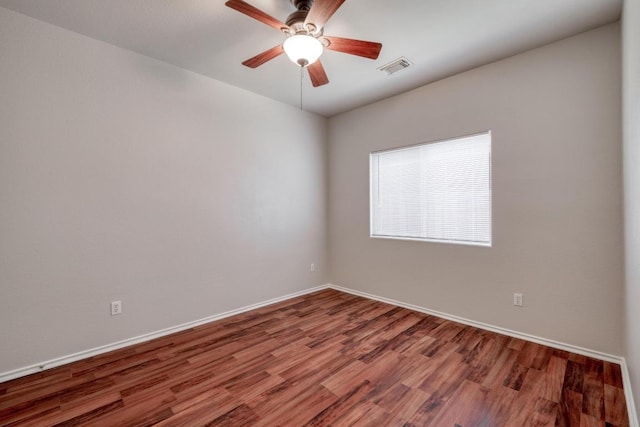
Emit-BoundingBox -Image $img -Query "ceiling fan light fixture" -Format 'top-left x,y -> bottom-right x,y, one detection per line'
283,34 -> 323,67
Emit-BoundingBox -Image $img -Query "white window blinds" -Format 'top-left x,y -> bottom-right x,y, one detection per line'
370,132 -> 492,246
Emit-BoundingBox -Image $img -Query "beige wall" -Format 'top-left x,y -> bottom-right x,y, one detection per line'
0,8 -> 327,374
623,0 -> 640,415
328,24 -> 623,354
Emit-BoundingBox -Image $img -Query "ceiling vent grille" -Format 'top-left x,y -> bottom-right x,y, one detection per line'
378,57 -> 413,75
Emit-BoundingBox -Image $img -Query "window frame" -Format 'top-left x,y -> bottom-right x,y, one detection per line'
369,131 -> 492,247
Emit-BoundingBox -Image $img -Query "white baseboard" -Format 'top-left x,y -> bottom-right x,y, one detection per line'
0,285 -> 329,384
327,283 -> 638,426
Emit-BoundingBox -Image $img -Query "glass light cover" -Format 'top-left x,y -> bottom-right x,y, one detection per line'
283,35 -> 323,67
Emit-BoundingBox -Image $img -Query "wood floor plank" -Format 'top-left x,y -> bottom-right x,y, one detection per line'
404,393 -> 446,426
604,384 -> 630,427
527,397 -> 559,426
604,362 -> 625,388
427,379 -> 483,426
482,346 -> 519,390
23,391 -> 123,426
303,380 -> 373,427
0,289 -> 630,426
543,355 -> 568,403
556,389 -> 583,427
503,368 -> 546,426
564,360 -> 585,394
580,412 -> 605,427
582,374 -> 604,419
0,395 -> 61,426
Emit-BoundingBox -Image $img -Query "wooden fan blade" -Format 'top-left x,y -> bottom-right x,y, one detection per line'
323,36 -> 382,60
304,0 -> 345,30
225,0 -> 288,31
308,60 -> 329,87
242,45 -> 284,68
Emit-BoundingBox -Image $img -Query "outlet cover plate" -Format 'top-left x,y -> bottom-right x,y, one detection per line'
110,301 -> 122,316
513,293 -> 523,307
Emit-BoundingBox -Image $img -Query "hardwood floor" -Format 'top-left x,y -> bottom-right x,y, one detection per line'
0,289 -> 630,426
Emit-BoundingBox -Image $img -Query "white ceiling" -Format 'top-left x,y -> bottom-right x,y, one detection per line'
0,0 -> 621,117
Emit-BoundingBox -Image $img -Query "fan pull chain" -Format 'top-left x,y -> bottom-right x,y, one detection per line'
299,66 -> 303,110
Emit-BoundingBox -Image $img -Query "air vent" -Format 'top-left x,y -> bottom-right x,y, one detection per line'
378,57 -> 413,75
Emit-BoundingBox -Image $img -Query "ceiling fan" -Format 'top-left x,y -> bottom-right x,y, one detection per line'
225,0 -> 383,87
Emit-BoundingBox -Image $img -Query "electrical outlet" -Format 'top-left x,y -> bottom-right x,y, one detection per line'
110,300 -> 122,316
310,263 -> 316,272
513,293 -> 523,307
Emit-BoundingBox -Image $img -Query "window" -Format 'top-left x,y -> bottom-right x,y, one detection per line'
370,132 -> 491,246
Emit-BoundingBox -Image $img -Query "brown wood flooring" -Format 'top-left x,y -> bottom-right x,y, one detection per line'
0,289 -> 630,426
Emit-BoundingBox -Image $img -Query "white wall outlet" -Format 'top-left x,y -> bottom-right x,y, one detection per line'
310,263 -> 316,272
110,300 -> 122,316
513,293 -> 523,307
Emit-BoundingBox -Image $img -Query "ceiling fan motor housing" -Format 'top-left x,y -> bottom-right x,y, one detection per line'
287,0 -> 318,33
286,10 -> 308,28
290,0 -> 313,11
